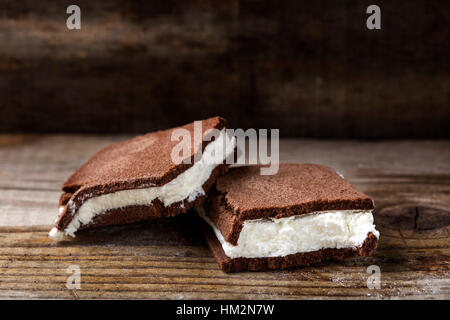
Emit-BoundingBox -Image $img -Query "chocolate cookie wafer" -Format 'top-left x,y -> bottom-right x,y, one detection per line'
197,163 -> 379,272
49,117 -> 236,240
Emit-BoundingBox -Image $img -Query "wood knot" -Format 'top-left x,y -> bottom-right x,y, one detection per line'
376,205 -> 450,231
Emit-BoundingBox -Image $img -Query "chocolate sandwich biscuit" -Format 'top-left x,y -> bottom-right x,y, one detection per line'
49,117 -> 236,240
197,164 -> 379,272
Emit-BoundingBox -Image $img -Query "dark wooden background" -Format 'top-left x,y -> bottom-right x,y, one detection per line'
0,0 -> 449,138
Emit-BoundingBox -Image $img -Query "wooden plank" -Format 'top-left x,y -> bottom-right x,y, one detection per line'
0,229 -> 448,299
0,135 -> 449,299
0,1 -> 449,138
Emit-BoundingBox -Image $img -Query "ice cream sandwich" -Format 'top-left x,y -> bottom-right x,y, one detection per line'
49,117 -> 236,240
197,163 -> 379,272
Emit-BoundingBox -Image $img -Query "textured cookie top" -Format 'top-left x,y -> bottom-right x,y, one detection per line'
62,116 -> 225,193
216,163 -> 374,219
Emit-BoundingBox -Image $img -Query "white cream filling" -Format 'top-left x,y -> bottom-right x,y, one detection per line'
198,208 -> 379,258
49,129 -> 236,240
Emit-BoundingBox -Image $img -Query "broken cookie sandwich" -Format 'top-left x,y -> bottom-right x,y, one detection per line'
49,116 -> 236,240
197,163 -> 379,272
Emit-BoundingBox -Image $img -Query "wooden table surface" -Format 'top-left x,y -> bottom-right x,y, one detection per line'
0,135 -> 449,299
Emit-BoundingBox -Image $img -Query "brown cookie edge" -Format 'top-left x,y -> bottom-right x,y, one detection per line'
201,220 -> 378,273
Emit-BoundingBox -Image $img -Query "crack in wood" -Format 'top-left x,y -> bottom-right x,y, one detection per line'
377,205 -> 450,232
414,207 -> 420,231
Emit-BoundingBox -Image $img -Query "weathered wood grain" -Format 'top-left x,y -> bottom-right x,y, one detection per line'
0,1 -> 449,137
0,135 -> 449,299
